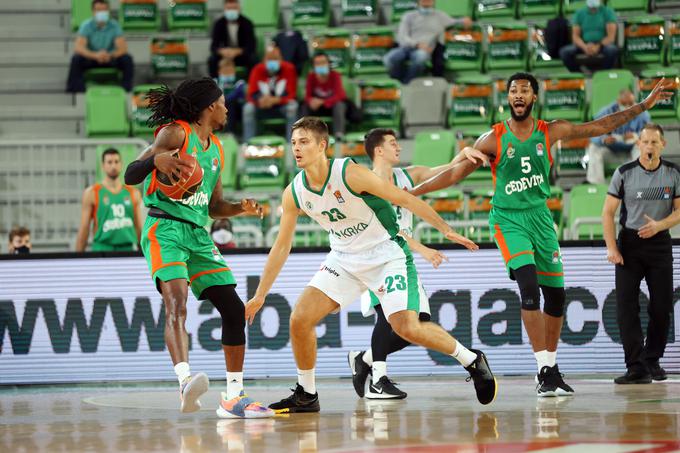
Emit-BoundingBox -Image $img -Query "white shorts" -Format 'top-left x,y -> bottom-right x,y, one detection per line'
308,238 -> 426,319
360,281 -> 430,317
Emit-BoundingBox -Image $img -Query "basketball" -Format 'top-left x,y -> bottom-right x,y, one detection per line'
156,150 -> 203,200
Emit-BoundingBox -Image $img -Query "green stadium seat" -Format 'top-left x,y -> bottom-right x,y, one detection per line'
342,0 -> 379,23
341,132 -> 372,166
541,73 -> 586,122
443,24 -> 485,76
518,0 -> 561,19
231,198 -> 271,243
485,22 -> 529,74
242,0 -> 279,28
351,27 -> 395,77
412,130 -> 456,167
292,213 -> 330,247
529,22 -> 565,73
84,67 -> 121,88
86,86 -> 130,137
668,15 -> 680,66
494,78 -> 511,123
119,0 -> 160,31
638,68 -> 680,125
437,0 -> 474,16
130,84 -> 161,139
95,144 -> 142,182
358,79 -> 402,131
391,0 -> 418,23
419,189 -> 466,243
474,0 -> 518,21
312,29 -> 352,75
167,0 -> 209,31
292,0 -> 331,28
468,188 -> 494,241
216,134 -> 239,190
239,135 -> 288,191
71,0 -> 91,31
567,184 -> 609,239
454,124 -> 494,185
608,0 -> 648,13
623,15 -> 665,69
555,137 -> 588,175
589,69 -> 635,119
562,0 -> 589,14
151,37 -> 189,77
449,74 -> 494,127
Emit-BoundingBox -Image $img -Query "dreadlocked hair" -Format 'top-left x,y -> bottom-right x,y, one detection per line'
146,78 -> 220,127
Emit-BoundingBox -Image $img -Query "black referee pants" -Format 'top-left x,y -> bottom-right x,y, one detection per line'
615,229 -> 673,372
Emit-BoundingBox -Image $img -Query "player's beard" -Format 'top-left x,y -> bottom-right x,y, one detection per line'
510,100 -> 534,121
106,170 -> 120,180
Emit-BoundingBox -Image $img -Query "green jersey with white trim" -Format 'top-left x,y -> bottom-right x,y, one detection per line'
291,158 -> 399,254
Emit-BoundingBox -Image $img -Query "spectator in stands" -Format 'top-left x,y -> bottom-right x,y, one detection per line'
211,218 -> 237,251
559,0 -> 618,73
243,45 -> 298,142
384,0 -> 472,84
273,30 -> 309,77
586,88 -> 651,184
208,0 -> 258,79
215,58 -> 246,134
301,52 -> 347,140
66,0 -> 134,93
8,227 -> 31,255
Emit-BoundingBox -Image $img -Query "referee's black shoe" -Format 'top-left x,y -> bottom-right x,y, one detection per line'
614,369 -> 652,385
268,384 -> 320,413
465,349 -> 497,405
348,350 -> 371,397
647,362 -> 667,381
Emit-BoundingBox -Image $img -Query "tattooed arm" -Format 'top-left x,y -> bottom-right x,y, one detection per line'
548,78 -> 673,145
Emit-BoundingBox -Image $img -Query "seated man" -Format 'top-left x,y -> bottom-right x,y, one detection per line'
560,0 -> 618,73
208,0 -> 257,78
384,0 -> 471,84
301,52 -> 347,140
243,46 -> 298,142
215,58 -> 246,134
586,88 -> 650,184
66,0 -> 134,93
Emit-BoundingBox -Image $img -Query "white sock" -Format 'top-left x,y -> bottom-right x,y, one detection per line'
174,362 -> 191,385
546,350 -> 557,368
226,371 -> 244,400
451,342 -> 477,367
297,368 -> 316,394
362,349 -> 373,366
372,361 -> 387,384
534,350 -> 549,372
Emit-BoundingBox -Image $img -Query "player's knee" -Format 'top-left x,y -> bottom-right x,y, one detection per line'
390,315 -> 417,342
541,286 -> 565,317
514,265 -> 541,311
222,314 -> 245,346
290,308 -> 313,332
165,302 -> 187,326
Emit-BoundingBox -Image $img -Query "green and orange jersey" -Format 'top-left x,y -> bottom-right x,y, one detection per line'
91,183 -> 138,247
143,120 -> 225,227
489,119 -> 553,210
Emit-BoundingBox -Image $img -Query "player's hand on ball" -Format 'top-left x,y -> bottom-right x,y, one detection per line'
241,198 -> 263,219
154,149 -> 193,184
245,295 -> 266,325
421,247 -> 448,268
444,230 -> 478,251
642,78 -> 674,110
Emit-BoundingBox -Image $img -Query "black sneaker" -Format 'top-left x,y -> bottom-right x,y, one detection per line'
268,384 -> 320,413
614,369 -> 652,385
648,362 -> 667,381
537,366 -> 558,397
550,365 -> 574,396
366,376 -> 407,400
464,349 -> 497,405
348,350 -> 371,398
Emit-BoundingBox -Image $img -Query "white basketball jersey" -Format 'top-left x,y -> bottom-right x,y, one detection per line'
291,158 -> 400,254
392,168 -> 415,236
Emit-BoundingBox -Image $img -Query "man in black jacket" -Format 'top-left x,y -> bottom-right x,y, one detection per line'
208,0 -> 258,78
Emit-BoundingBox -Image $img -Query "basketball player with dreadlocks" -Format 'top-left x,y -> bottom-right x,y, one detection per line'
124,77 -> 274,418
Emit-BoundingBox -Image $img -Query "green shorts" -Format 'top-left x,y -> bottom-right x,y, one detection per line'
488,204 -> 564,288
140,217 -> 236,299
92,242 -> 136,252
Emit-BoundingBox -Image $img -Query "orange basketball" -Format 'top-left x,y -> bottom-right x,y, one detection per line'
156,151 -> 204,200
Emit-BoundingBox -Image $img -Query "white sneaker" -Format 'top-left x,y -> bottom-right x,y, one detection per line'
180,372 -> 209,413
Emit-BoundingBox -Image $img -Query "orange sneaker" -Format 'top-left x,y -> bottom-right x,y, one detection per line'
216,391 -> 275,419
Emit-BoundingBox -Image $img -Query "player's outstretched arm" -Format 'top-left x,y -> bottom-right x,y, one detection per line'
74,186 -> 94,252
345,162 -> 478,250
124,124 -> 191,185
209,174 -> 263,219
549,78 -> 674,143
245,186 -> 299,324
410,131 -> 496,196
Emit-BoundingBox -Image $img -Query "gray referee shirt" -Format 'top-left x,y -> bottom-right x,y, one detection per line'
607,159 -> 680,230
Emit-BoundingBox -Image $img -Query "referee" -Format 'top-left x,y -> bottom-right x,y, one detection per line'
602,123 -> 680,384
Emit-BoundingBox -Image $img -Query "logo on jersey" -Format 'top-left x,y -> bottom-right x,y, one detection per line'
103,195 -> 110,205
377,285 -> 385,294
211,157 -> 219,172
552,250 -> 562,264
321,265 -> 340,277
504,174 -> 545,195
333,190 -> 345,204
536,143 -> 544,156
305,201 -> 313,210
212,248 -> 224,262
506,144 -> 515,159
330,222 -> 369,239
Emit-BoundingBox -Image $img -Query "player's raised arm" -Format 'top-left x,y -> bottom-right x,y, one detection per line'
548,78 -> 674,143
245,186 -> 300,324
344,162 -> 478,250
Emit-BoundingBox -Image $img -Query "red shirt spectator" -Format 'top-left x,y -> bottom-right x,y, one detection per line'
305,70 -> 346,109
246,60 -> 297,105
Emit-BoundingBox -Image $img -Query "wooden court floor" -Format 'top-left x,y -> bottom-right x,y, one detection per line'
1,376 -> 679,452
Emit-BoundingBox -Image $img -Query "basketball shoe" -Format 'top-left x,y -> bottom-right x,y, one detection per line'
366,376 -> 407,400
268,384 -> 320,413
216,391 -> 275,418
348,351 -> 371,397
179,372 -> 209,413
465,349 -> 497,405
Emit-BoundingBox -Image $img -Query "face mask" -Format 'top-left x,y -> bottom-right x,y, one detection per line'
586,0 -> 600,8
265,60 -> 280,73
418,6 -> 434,14
212,229 -> 233,245
224,10 -> 239,21
314,65 -> 329,76
14,246 -> 30,255
219,74 -> 236,86
94,11 -> 109,23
